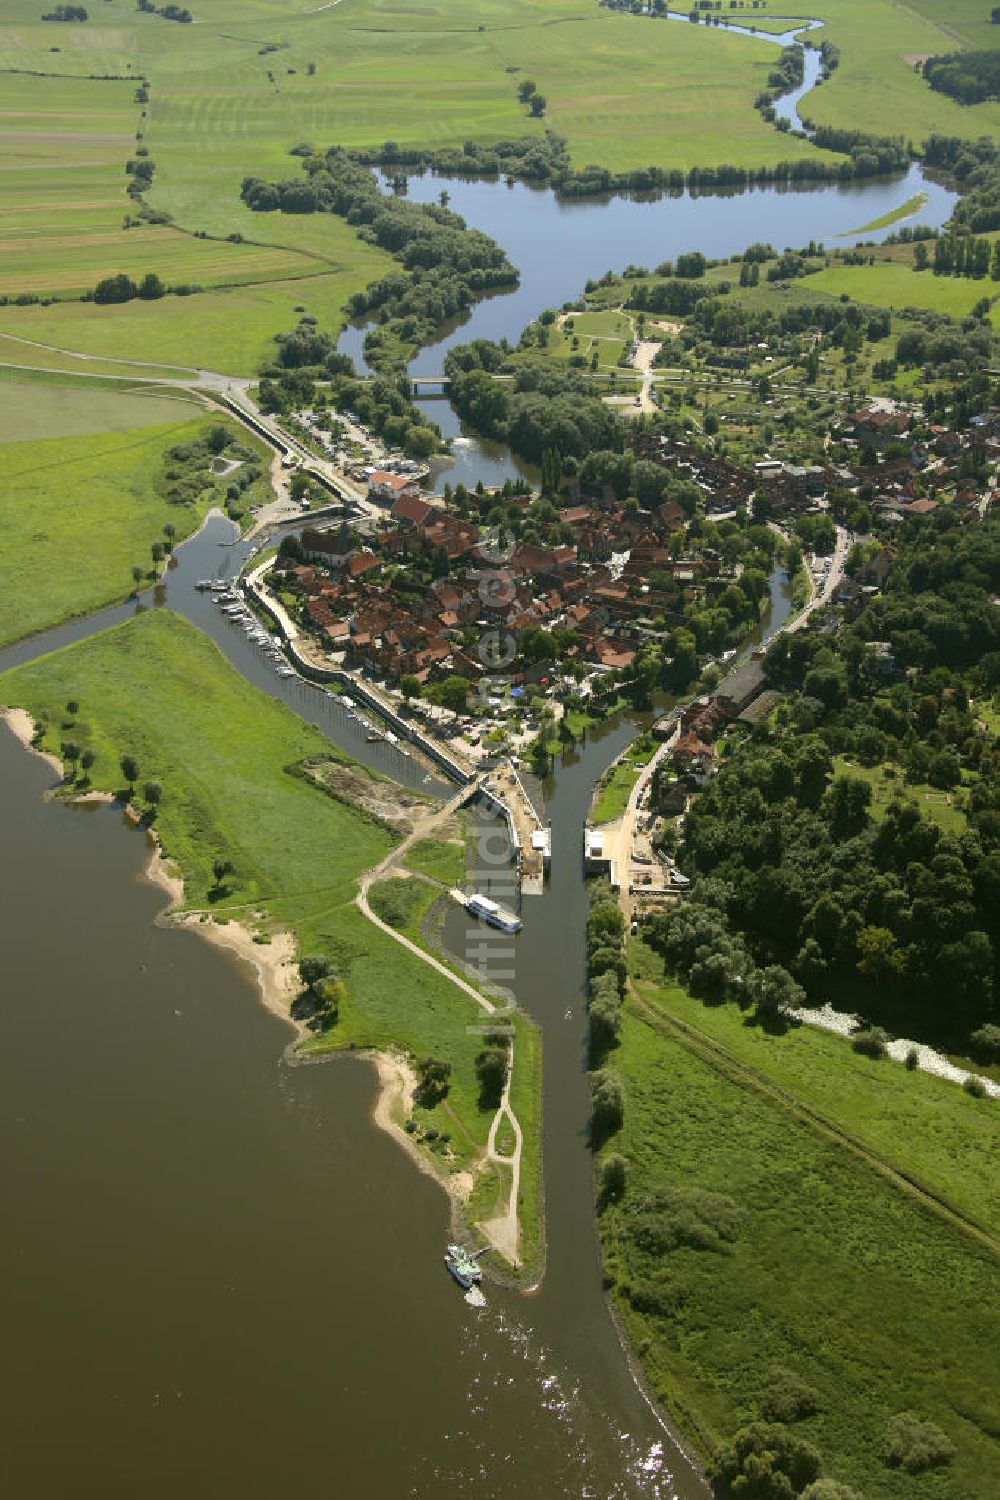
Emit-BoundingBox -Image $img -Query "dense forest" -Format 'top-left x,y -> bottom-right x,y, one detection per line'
647,515 -> 1000,1049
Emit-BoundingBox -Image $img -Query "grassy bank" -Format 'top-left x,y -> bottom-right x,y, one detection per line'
0,610 -> 542,1271
0,404 -> 268,647
630,945 -> 1000,1238
598,997 -> 1000,1495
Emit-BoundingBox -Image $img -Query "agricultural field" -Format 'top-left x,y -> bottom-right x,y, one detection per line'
0,609 -> 541,1266
0,0 -> 996,374
789,0 -> 1000,145
0,399 -> 265,645
599,1001 -> 1000,1493
0,71 -> 307,299
0,257 -> 392,375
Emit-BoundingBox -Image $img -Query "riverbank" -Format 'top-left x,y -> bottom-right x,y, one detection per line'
595,974 -> 1000,1495
0,610 -> 542,1282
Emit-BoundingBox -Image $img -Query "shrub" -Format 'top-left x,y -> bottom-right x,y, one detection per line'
904,1046 -> 920,1070
599,1153 -> 627,1206
590,1067 -> 625,1142
760,1367 -> 821,1424
624,1184 -> 744,1256
963,1074 -> 987,1098
883,1412 -> 955,1473
851,1026 -> 888,1059
800,1483 -> 863,1500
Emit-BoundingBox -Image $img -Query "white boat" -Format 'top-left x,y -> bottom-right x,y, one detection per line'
342,696 -> 355,709
466,893 -> 522,933
385,731 -> 399,745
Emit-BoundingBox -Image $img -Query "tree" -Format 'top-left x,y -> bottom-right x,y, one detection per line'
426,675 -> 471,713
399,673 -> 421,702
138,272 -> 165,300
415,1056 -> 451,1107
403,424 -> 438,459
856,925 -> 905,982
599,1153 -> 627,1206
476,1044 -> 508,1107
712,1423 -> 821,1498
120,753 -> 139,789
80,747 -> 96,776
590,1067 -> 624,1142
131,565 -> 144,586
750,965 -> 805,1020
212,857 -> 234,888
150,540 -> 165,565
143,779 -> 163,807
516,78 -> 537,102
298,953 -> 333,990
528,93 -> 547,117
60,740 -> 81,770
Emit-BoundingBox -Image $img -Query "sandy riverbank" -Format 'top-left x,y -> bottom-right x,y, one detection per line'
140,836 -> 304,1040
369,1048 -> 476,1205
1,706 -> 64,778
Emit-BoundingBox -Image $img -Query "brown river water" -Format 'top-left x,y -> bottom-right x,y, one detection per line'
0,723 -> 702,1499
0,514 -> 793,1497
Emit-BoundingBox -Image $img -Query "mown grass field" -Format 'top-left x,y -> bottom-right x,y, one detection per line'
808,261 -> 1000,322
0,366 -> 200,443
403,832 -> 466,887
599,1001 -> 1000,1495
0,403 -> 263,645
0,332 -> 191,381
630,946 -> 1000,1236
832,754 -> 968,834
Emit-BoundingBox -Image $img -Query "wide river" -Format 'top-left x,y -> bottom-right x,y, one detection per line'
0,16 -> 938,1496
0,521 -> 794,1498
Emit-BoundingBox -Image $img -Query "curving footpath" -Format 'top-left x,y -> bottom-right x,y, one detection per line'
355,784 -> 526,1265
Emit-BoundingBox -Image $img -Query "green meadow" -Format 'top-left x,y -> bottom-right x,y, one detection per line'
600,1000 -> 1000,1494
0,0 -> 995,373
0,609 -> 542,1266
630,946 -> 1000,1237
808,260 -> 1000,321
0,255 -> 392,375
0,400 -> 261,645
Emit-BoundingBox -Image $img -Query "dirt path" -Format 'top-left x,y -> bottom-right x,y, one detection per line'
354,779 -> 525,1265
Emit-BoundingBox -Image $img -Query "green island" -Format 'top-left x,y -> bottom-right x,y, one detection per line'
0,0 -> 999,1492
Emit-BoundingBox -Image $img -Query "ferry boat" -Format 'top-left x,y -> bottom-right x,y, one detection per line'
465,892 -> 522,933
444,1243 -> 484,1290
